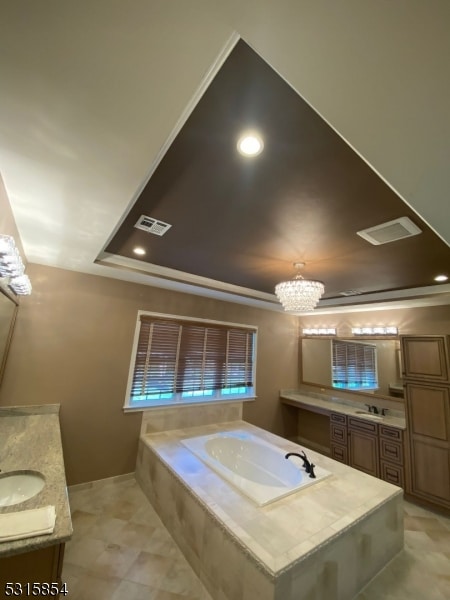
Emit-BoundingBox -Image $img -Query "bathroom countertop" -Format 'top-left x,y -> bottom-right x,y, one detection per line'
141,420 -> 403,576
280,389 -> 406,429
0,405 -> 73,557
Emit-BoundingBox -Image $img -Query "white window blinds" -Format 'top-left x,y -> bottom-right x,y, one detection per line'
332,339 -> 378,390
130,316 -> 255,404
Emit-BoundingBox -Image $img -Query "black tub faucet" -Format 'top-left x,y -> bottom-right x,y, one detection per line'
285,451 -> 311,473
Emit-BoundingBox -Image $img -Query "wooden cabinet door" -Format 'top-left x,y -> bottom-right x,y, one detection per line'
406,383 -> 449,441
401,335 -> 450,382
406,382 -> 450,507
348,430 -> 379,477
410,438 -> 450,505
0,543 -> 65,598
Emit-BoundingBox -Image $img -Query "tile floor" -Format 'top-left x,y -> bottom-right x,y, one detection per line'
62,476 -> 450,600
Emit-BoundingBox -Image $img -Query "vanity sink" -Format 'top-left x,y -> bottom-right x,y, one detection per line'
0,470 -> 45,507
354,411 -> 384,421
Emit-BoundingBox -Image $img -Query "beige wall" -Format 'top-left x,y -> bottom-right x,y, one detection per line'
0,175 -> 22,247
0,263 -> 299,485
301,338 -> 333,387
2,261 -> 450,486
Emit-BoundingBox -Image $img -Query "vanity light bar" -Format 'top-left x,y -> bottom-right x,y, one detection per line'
352,327 -> 398,336
0,234 -> 32,295
303,328 -> 337,336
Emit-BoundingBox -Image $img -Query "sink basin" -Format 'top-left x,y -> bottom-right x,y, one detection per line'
354,411 -> 384,421
0,470 -> 45,507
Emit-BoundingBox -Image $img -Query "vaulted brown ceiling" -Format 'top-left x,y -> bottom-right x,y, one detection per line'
105,40 -> 450,305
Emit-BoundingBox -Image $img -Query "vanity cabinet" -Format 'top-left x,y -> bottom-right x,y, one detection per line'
330,413 -> 348,464
348,417 -> 379,478
379,424 -> 405,488
329,413 -> 405,486
401,335 -> 450,512
0,543 -> 65,598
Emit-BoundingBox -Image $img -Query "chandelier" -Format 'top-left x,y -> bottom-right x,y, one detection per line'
275,263 -> 324,312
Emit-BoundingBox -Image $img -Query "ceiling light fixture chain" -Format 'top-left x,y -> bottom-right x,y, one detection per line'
275,262 -> 324,312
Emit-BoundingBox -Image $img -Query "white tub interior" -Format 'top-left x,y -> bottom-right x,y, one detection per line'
181,429 -> 331,506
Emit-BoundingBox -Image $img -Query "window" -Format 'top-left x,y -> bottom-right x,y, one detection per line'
332,339 -> 378,391
125,313 -> 257,409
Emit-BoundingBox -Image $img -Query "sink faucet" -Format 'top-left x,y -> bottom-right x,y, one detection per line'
285,451 -> 311,473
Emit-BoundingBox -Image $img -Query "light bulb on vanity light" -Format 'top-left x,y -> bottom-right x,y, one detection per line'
9,274 -> 32,295
0,234 -> 32,295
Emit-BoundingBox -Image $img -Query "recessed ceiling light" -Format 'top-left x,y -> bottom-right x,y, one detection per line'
434,274 -> 448,282
133,247 -> 146,256
237,131 -> 264,156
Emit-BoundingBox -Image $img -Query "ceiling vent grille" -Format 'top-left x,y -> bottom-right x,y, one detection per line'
134,215 -> 172,236
357,217 -> 421,245
339,290 -> 362,297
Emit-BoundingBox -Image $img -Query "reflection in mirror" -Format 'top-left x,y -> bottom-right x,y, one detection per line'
301,337 -> 403,399
0,286 -> 18,384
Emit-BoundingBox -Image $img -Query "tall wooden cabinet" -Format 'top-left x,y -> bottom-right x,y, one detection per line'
401,335 -> 450,512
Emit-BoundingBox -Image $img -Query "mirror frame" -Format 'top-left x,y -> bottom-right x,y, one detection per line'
0,285 -> 19,386
300,335 -> 404,404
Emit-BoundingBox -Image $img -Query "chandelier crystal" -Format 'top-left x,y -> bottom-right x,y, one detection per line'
275,263 -> 324,312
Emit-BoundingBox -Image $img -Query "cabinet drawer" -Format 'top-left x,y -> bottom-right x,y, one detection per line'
380,438 -> 403,465
379,425 -> 402,441
331,443 -> 348,464
380,461 -> 404,488
330,423 -> 347,444
348,417 -> 378,435
330,413 -> 347,425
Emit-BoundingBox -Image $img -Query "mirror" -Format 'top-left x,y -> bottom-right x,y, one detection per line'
0,285 -> 18,384
301,337 -> 403,399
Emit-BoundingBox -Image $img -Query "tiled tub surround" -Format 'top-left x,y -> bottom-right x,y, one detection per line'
140,401 -> 244,435
0,405 -> 73,557
136,421 -> 404,600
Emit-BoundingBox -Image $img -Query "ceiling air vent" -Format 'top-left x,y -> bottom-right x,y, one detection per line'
356,216 -> 421,245
339,290 -> 362,297
134,215 -> 172,236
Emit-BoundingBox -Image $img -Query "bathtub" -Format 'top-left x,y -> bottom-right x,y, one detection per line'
181,429 -> 331,505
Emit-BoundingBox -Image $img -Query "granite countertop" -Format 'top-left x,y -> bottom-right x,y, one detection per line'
280,389 -> 406,430
0,405 -> 73,557
142,420 -> 403,576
